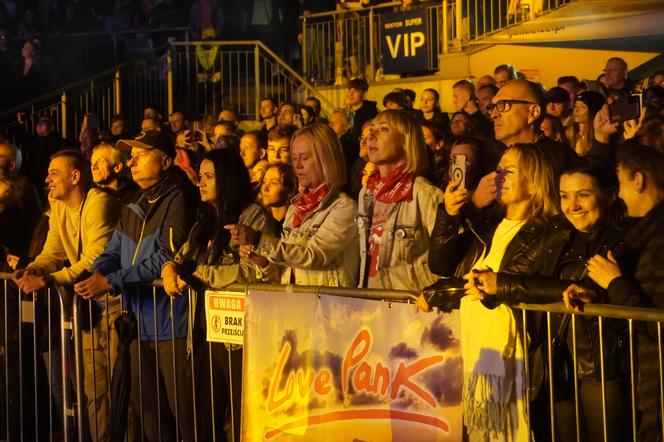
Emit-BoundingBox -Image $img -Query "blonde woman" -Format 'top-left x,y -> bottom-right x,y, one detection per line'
420,143 -> 560,441
356,109 -> 444,290
229,123 -> 359,287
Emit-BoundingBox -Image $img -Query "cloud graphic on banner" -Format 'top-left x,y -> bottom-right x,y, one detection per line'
389,342 -> 418,360
421,315 -> 459,352
421,356 -> 463,406
350,391 -> 387,406
265,329 -> 345,409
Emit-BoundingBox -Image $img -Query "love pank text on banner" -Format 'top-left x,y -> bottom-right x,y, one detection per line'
242,290 -> 462,441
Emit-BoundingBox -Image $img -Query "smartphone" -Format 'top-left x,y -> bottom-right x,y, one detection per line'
609,94 -> 641,123
451,154 -> 467,189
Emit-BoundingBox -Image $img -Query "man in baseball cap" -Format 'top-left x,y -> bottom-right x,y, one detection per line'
75,128 -> 199,440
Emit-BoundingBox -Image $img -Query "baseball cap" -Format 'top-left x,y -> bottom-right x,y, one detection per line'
116,130 -> 176,158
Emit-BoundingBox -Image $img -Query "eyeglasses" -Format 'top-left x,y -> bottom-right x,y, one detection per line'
487,99 -> 537,113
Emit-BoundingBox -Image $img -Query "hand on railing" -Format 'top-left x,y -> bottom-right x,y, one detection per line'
162,262 -> 188,297
563,284 -> 599,312
414,293 -> 432,312
73,271 -> 112,300
12,268 -> 48,292
463,269 -> 497,299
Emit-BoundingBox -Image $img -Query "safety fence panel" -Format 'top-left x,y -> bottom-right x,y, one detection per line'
2,272 -> 664,441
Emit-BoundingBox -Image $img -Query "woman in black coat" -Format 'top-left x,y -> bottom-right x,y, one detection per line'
458,159 -> 630,442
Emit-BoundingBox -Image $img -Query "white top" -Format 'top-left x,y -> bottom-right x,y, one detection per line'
474,218 -> 526,271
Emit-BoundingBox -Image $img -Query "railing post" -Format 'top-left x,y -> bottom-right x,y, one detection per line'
60,91 -> 67,140
254,45 -> 261,121
455,0 -> 463,46
72,297 -> 86,442
302,17 -> 308,80
442,1 -> 449,54
167,47 -> 174,116
369,8 -> 375,81
114,70 -> 121,115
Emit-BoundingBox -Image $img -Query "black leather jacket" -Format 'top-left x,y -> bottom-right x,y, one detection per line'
497,216 -> 628,380
428,205 -> 627,380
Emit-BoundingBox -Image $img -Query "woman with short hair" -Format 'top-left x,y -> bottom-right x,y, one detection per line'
356,109 -> 444,290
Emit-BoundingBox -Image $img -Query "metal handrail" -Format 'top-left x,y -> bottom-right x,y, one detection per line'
6,27 -> 191,41
0,43 -> 170,122
6,272 -> 664,322
169,40 -> 339,114
299,1 -> 401,19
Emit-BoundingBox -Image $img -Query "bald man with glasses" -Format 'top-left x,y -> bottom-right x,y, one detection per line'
470,79 -> 577,210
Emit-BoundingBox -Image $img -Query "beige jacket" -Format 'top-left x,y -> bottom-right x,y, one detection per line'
28,188 -> 122,285
255,186 -> 360,287
357,176 -> 443,291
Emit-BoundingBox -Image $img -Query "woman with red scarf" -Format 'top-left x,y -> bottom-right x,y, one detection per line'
228,124 -> 359,286
357,109 -> 444,290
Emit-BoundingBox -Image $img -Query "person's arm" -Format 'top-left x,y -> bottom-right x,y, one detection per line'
26,205 -> 67,276
428,203 -> 472,277
255,196 -> 358,270
51,192 -> 121,285
104,191 -> 197,293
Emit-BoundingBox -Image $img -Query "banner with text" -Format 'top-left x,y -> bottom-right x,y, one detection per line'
242,290 -> 462,441
381,9 -> 429,74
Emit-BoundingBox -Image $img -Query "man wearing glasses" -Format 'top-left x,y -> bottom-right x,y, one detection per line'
489,79 -> 576,178
470,79 -> 577,210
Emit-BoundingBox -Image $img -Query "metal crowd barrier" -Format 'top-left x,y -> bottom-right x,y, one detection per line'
2,271 -> 664,441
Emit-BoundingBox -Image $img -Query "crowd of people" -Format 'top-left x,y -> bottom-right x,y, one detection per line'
0,56 -> 664,441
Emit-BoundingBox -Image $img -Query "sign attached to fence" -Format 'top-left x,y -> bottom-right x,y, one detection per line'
381,9 -> 429,74
242,290 -> 462,441
205,290 -> 246,345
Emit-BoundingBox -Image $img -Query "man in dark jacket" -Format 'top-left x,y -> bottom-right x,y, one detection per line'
74,130 -> 199,442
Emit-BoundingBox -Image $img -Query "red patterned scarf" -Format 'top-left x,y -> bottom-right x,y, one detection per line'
292,183 -> 331,228
365,162 -> 414,203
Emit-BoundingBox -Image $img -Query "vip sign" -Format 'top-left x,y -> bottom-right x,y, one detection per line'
381,10 -> 429,74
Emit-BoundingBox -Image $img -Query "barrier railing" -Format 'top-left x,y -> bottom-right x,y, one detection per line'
0,53 -> 168,151
168,40 -> 338,122
301,0 -> 577,84
2,271 -> 663,441
7,28 -> 190,91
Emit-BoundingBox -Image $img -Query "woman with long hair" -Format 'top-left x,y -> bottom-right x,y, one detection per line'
420,142 -> 560,441
357,109 -> 444,290
258,162 -> 298,231
469,158 -> 629,442
161,148 -> 276,442
229,123 -> 359,287
566,91 -> 605,156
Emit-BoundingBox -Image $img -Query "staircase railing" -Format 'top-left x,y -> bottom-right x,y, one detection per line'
167,40 -> 338,121
0,52 -> 168,145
